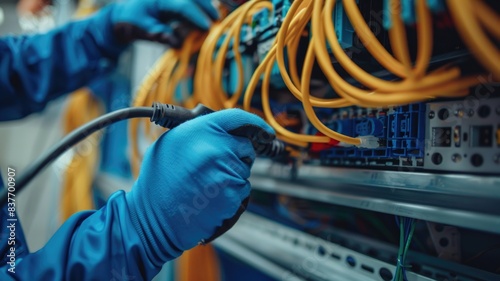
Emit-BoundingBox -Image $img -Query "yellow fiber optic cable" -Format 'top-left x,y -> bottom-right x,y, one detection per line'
273,0 -> 354,108
60,89 -> 102,220
474,1 -> 500,40
162,33 -> 201,105
130,51 -> 174,176
213,1 -> 274,108
262,44 -> 332,144
316,0 -> 474,107
300,40 -> 362,145
193,5 -> 244,109
388,0 -> 413,79
322,0 -> 452,93
447,0 -> 500,80
413,0 -> 433,78
342,0 -> 408,77
60,0 -> 103,220
242,7 -> 328,146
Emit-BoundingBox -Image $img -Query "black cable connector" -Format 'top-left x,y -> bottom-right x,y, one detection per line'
1,103 -> 287,206
150,102 -> 214,128
150,102 -> 286,158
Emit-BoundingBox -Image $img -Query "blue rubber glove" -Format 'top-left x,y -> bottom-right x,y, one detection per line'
111,0 -> 220,47
126,109 -> 275,266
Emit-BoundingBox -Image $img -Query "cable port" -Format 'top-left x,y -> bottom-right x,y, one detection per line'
497,125 -> 500,147
453,126 -> 461,147
471,125 -> 493,147
356,136 -> 380,149
431,127 -> 451,147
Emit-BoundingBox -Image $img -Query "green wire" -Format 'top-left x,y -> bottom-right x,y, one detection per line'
394,220 -> 405,281
401,220 -> 416,280
403,221 -> 416,259
393,218 -> 417,281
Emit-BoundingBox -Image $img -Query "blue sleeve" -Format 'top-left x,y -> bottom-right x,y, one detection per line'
0,191 -> 162,280
0,4 -> 128,121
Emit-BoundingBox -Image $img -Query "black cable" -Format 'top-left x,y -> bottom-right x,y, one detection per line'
0,107 -> 154,206
1,102 -> 287,207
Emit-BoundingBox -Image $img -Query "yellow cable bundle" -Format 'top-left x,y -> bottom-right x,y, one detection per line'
59,0 -> 103,221
130,2 -> 274,175
60,89 -> 103,220
306,0 -> 479,143
192,0 -> 274,110
176,245 -> 221,281
130,0 -> 493,149
244,0 -> 485,146
129,32 -> 207,177
211,0 -> 274,109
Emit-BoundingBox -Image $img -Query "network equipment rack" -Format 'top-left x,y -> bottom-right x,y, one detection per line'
315,103 -> 427,169
305,97 -> 500,174
131,0 -> 500,280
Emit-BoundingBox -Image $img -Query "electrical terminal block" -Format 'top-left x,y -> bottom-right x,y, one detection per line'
356,136 -> 381,149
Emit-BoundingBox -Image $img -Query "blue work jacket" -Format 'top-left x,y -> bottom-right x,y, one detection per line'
0,6 -> 162,280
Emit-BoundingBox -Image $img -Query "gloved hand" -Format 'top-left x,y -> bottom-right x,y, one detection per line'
110,0 -> 220,47
126,109 -> 275,265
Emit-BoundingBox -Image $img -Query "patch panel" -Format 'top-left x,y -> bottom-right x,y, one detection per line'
254,0 -> 290,89
317,104 -> 426,169
424,98 -> 500,174
184,0 -> 497,177
305,97 -> 500,174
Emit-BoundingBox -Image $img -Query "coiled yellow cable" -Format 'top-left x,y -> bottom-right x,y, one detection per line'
447,0 -> 500,80
131,0 -> 492,154
61,89 -> 102,220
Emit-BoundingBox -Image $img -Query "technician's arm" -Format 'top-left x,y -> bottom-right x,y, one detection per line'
0,0 -> 219,121
0,6 -> 125,121
0,192 -> 160,280
0,109 -> 273,280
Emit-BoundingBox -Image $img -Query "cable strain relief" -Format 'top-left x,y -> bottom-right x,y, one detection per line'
151,102 -> 178,129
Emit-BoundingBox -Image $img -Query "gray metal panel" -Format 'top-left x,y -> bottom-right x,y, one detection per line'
214,238 -> 306,281
252,159 -> 500,199
218,213 -> 436,281
425,98 -> 500,173
250,175 -> 500,234
250,160 -> 500,234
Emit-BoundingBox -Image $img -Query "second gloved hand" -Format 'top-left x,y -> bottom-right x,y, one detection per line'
126,109 -> 275,266
110,0 -> 220,47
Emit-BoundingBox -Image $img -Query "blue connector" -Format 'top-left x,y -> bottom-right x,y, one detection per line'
334,0 -> 355,49
174,77 -> 193,104
427,0 -> 445,13
329,119 -> 355,136
384,0 -> 446,29
384,0 -> 417,29
228,55 -> 254,97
